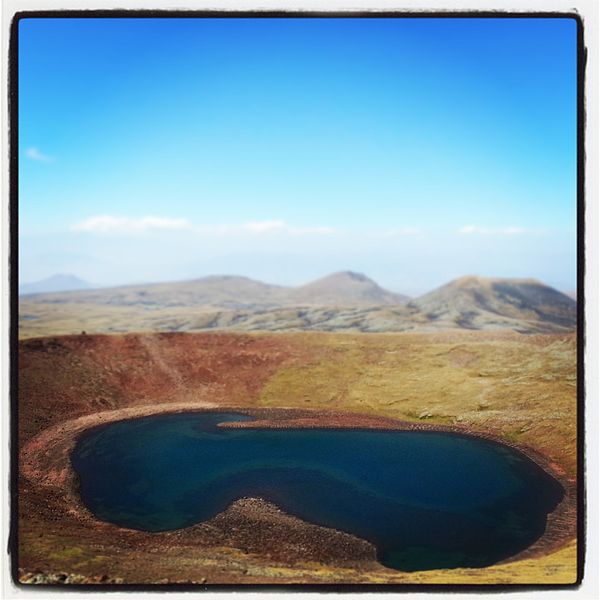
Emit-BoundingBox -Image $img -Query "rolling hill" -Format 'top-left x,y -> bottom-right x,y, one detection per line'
19,274 -> 92,296
18,271 -> 408,309
18,273 -> 577,337
30,275 -> 288,309
291,271 -> 409,306
408,276 -> 577,332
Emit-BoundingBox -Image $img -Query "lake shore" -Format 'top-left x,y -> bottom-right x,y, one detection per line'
20,403 -> 576,583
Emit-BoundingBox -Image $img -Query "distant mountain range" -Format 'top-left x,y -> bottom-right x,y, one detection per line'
18,271 -> 577,336
19,274 -> 92,295
18,271 -> 408,308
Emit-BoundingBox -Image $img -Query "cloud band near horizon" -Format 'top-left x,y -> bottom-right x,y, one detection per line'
71,215 -> 533,238
71,215 -> 336,236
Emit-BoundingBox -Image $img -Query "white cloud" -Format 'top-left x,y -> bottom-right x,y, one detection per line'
72,215 -> 193,233
373,227 -> 421,238
288,224 -> 336,235
459,225 -> 527,235
231,220 -> 286,234
72,216 -> 335,236
25,147 -> 53,163
459,225 -> 483,234
198,221 -> 336,235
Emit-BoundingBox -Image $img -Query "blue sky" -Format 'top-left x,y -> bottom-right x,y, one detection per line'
19,17 -> 577,295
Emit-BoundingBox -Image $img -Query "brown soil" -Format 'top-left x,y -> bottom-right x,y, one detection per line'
17,331 -> 578,585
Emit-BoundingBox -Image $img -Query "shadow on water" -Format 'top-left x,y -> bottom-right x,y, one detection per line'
71,411 -> 564,572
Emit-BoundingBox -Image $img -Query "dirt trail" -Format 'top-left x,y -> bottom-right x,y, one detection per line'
138,335 -> 186,391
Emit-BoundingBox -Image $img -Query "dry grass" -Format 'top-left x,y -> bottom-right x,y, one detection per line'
260,332 -> 577,477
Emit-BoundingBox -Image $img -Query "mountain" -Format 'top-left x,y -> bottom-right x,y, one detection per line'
25,275 -> 287,309
18,273 -> 577,337
408,276 -> 577,332
20,272 -> 407,309
289,271 -> 409,306
19,274 -> 92,296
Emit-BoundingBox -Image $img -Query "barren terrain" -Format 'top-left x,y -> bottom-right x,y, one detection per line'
19,273 -> 576,337
17,330 -> 578,585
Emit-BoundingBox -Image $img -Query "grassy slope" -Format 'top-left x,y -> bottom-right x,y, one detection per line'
258,332 -> 578,584
259,332 -> 577,477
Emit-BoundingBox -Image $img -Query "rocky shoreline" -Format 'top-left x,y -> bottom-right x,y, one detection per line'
19,403 -> 577,580
219,407 -> 577,566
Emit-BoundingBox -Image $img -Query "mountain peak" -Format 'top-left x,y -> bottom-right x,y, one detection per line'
450,275 -> 543,288
19,274 -> 92,296
335,270 -> 370,282
292,272 -> 409,306
411,276 -> 576,331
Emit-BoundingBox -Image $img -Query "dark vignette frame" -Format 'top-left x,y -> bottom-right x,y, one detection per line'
7,9 -> 586,593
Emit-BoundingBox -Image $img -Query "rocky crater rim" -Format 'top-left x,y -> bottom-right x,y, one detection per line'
20,404 -> 576,571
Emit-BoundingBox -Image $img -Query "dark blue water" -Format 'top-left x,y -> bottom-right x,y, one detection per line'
71,411 -> 563,572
